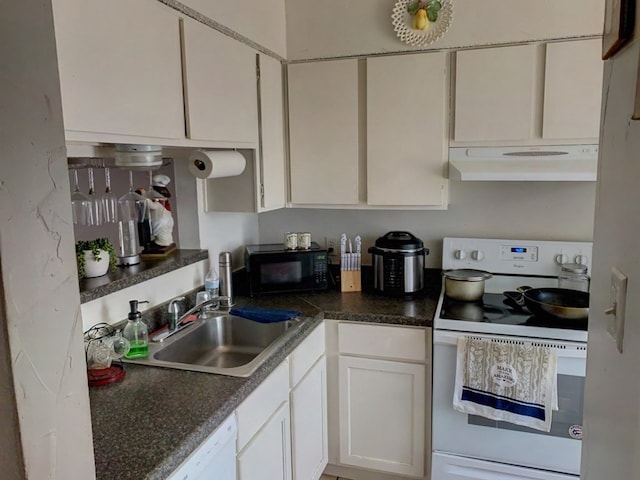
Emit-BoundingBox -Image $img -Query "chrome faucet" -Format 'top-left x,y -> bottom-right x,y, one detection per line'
151,296 -> 231,343
167,296 -> 185,332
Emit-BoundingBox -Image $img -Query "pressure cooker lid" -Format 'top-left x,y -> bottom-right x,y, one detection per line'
374,231 -> 424,251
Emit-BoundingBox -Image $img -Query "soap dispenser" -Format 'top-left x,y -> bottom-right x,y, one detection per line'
123,300 -> 149,359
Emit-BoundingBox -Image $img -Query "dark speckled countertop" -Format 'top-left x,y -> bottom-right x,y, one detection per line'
89,287 -> 440,480
80,249 -> 209,303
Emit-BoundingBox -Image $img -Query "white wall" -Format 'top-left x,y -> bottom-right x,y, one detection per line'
259,181 -> 596,267
80,261 -> 207,330
582,22 -> 640,480
0,0 -> 95,477
285,0 -> 605,60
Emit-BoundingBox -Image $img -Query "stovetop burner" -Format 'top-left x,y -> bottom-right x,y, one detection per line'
440,293 -> 588,331
436,237 -> 592,342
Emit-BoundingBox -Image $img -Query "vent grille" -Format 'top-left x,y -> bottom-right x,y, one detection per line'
468,335 -> 586,351
503,151 -> 568,157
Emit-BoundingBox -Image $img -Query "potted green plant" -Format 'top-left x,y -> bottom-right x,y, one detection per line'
76,238 -> 117,279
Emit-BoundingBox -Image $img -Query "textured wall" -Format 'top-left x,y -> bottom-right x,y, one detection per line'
582,27 -> 640,480
0,0 -> 95,477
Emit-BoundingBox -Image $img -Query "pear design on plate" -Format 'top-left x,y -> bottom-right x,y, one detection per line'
413,8 -> 428,30
407,0 -> 442,31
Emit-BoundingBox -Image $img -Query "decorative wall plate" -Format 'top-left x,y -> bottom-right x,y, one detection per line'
392,0 -> 454,47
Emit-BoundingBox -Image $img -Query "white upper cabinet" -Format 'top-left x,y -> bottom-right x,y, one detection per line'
258,54 -> 287,211
182,17 -> 259,146
453,39 -> 603,146
367,52 -> 449,207
542,39 -> 603,140
52,0 -> 184,140
288,60 -> 360,205
454,45 -> 537,143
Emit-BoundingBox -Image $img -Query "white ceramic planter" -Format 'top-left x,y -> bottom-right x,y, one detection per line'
83,249 -> 110,278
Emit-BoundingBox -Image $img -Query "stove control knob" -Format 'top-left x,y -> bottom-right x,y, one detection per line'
471,250 -> 485,261
555,254 -> 569,265
574,254 -> 589,265
454,249 -> 467,260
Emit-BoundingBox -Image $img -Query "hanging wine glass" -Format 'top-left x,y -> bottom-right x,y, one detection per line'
101,163 -> 118,223
70,169 -> 91,225
87,165 -> 102,226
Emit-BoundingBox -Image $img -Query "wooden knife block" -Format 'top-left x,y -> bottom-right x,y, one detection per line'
340,270 -> 362,292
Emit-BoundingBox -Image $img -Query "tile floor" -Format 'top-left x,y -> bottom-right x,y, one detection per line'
320,475 -> 351,480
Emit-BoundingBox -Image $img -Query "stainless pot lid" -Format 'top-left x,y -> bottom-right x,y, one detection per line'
373,231 -> 424,250
443,269 -> 493,282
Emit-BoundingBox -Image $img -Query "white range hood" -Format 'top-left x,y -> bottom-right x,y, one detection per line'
449,145 -> 599,181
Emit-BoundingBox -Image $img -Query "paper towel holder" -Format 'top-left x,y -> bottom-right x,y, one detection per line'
187,149 -> 246,180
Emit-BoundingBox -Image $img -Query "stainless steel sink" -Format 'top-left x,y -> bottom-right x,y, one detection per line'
122,314 -> 302,377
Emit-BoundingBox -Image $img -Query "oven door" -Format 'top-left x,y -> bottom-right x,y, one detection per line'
432,330 -> 586,476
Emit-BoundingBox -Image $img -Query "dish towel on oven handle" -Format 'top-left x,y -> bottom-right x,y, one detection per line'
453,336 -> 558,432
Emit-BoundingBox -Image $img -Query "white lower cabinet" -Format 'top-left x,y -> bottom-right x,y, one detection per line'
238,402 -> 292,480
290,322 -> 328,480
326,321 -> 431,480
338,356 -> 425,477
236,360 -> 291,480
291,357 -> 328,480
235,322 -> 328,480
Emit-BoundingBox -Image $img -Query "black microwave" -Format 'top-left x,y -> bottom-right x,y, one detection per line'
245,243 -> 328,295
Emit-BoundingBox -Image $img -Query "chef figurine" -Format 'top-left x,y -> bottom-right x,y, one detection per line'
145,174 -> 175,249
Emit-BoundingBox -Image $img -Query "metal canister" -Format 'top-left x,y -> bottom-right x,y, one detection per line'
218,251 -> 234,307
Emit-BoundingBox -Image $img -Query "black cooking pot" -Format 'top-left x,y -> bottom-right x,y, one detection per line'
368,231 -> 429,296
504,287 -> 589,320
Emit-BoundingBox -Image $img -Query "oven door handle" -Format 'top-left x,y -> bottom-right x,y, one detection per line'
433,330 -> 587,359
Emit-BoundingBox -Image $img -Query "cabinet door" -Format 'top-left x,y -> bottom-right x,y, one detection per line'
237,402 -> 292,480
236,360 -> 289,450
367,52 -> 448,205
454,45 -> 537,142
288,60 -> 359,205
367,52 -> 448,207
338,356 -> 425,477
52,0 -> 184,139
543,39 -> 603,140
258,54 -> 287,211
182,17 -> 258,145
291,357 -> 328,480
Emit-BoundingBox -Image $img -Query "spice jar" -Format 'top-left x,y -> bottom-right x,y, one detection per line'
558,263 -> 589,292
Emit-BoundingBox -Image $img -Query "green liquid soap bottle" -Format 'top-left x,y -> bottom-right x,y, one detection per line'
123,299 -> 149,359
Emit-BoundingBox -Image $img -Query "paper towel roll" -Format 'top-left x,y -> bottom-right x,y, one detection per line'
188,150 -> 246,179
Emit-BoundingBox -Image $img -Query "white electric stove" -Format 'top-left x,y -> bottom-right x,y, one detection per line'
432,237 -> 592,480
435,237 -> 592,342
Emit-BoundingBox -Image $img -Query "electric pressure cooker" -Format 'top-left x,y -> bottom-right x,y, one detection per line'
369,231 -> 429,296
